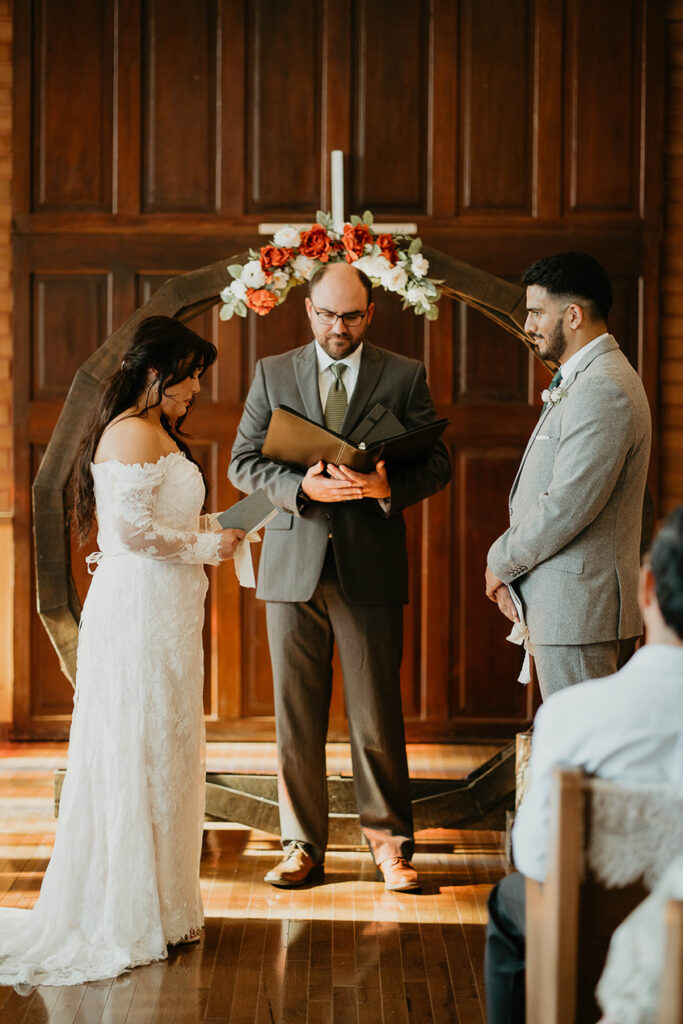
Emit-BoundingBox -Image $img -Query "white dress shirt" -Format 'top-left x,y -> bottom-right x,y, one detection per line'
315,340 -> 363,411
560,332 -> 609,381
512,644 -> 683,881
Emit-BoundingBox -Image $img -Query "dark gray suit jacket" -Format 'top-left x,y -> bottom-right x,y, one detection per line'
229,340 -> 452,604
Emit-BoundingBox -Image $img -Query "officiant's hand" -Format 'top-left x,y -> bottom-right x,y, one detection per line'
328,460 -> 391,500
219,528 -> 246,559
302,461 -> 364,502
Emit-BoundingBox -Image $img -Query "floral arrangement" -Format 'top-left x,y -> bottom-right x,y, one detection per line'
541,383 -> 568,406
219,210 -> 443,321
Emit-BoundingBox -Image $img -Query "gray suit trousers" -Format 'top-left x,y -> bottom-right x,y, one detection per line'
265,545 -> 414,865
532,637 -> 637,699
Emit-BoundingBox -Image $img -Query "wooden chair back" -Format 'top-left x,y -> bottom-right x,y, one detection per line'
525,767 -> 648,1024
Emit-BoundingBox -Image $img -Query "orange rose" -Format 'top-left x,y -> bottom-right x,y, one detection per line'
246,288 -> 279,316
376,233 -> 398,266
298,225 -> 333,262
342,223 -> 372,262
260,245 -> 293,273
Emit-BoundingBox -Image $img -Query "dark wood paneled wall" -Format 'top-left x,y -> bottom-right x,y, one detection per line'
12,0 -> 664,740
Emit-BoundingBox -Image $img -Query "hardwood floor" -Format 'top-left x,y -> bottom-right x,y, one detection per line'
0,742 -> 506,1023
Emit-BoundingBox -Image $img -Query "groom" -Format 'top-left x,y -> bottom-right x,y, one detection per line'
485,252 -> 651,698
229,261 -> 451,891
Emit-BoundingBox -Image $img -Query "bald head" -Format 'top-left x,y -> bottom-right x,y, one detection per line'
309,261 -> 372,305
305,261 -> 374,360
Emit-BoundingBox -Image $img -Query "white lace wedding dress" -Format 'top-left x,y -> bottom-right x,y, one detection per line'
0,451 -> 222,987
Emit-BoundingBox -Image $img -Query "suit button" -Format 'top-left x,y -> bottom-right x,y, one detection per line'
323,512 -> 330,520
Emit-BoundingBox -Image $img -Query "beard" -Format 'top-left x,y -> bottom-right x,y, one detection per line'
540,318 -> 568,364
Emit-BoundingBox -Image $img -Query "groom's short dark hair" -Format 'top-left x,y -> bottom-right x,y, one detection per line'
522,252 -> 613,322
650,506 -> 683,640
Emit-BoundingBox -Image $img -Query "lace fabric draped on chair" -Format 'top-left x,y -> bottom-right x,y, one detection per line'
585,779 -> 683,890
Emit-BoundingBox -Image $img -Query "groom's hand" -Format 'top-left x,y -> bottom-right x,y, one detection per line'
494,586 -> 519,624
486,566 -> 519,623
302,461 -> 364,502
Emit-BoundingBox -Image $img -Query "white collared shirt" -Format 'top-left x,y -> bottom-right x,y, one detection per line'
512,644 -> 683,882
314,340 -> 363,411
560,332 -> 609,381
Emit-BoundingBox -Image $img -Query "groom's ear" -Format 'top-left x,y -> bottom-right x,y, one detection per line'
565,302 -> 584,331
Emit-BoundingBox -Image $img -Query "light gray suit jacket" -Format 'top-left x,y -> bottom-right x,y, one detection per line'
487,335 -> 651,645
229,340 -> 452,605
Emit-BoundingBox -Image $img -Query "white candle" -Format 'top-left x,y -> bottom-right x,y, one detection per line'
331,150 -> 344,233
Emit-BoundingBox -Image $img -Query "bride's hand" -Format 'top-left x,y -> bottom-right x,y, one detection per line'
218,528 -> 246,559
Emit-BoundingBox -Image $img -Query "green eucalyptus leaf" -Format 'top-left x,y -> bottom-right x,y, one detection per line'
362,210 -> 374,224
350,215 -> 362,226
408,238 -> 422,255
218,305 -> 234,321
236,301 -> 248,317
228,264 -> 244,279
426,305 -> 439,321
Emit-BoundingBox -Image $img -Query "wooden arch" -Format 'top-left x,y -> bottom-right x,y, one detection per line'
32,246 -> 544,687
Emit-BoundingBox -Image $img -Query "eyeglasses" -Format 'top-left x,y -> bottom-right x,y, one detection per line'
311,304 -> 368,327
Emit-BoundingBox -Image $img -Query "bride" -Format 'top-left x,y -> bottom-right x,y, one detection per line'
0,315 -> 244,986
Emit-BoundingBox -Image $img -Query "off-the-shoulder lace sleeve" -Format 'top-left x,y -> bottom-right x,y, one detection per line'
110,462 -> 222,565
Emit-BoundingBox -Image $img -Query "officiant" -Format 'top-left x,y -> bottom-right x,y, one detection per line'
229,260 -> 451,892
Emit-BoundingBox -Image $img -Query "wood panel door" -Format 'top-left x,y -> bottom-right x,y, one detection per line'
12,0 -> 663,740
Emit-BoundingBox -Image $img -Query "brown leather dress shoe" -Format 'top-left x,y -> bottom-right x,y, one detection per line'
376,856 -> 421,893
264,841 -> 324,888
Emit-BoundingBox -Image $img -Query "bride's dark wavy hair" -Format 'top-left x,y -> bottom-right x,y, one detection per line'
70,315 -> 217,542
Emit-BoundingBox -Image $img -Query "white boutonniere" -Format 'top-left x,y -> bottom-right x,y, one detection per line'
541,384 -> 568,406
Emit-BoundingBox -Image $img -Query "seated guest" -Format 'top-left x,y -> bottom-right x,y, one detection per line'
484,506 -> 683,1024
596,853 -> 683,1024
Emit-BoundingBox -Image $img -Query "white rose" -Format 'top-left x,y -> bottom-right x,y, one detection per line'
273,226 -> 301,248
241,260 -> 267,289
229,278 -> 248,301
355,254 -> 392,279
406,285 -> 430,310
381,265 -> 408,292
292,254 -> 317,280
410,253 -> 430,278
269,269 -> 289,291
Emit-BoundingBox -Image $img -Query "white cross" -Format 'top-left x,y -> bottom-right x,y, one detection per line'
258,150 -> 417,235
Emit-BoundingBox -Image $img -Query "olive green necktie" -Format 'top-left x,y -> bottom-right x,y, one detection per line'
324,363 -> 348,433
541,368 -> 563,413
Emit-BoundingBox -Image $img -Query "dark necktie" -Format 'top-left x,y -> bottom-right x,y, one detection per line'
324,363 -> 348,433
541,368 -> 563,413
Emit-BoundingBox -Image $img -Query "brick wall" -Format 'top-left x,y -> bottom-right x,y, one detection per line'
663,2 -> 683,514
0,1 -> 10,515
0,0 -> 10,724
